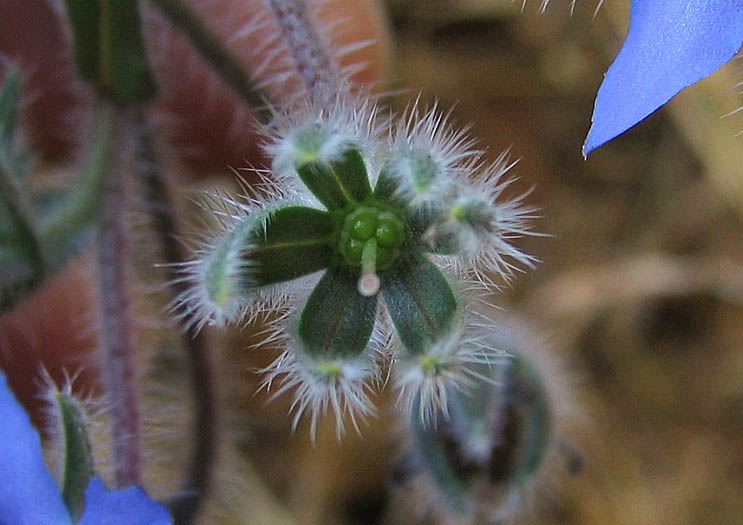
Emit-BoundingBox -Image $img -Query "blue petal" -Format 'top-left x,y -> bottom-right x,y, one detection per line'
584,0 -> 743,155
0,370 -> 70,525
78,478 -> 171,525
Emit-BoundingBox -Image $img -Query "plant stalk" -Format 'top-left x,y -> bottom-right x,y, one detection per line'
134,109 -> 217,524
147,0 -> 273,123
266,0 -> 341,105
95,99 -> 142,487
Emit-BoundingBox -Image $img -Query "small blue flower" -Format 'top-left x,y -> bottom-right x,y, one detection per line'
584,0 -> 743,156
0,370 -> 171,525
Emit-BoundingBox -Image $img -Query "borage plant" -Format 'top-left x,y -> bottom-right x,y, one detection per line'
176,94 -> 538,436
0,0 -> 555,521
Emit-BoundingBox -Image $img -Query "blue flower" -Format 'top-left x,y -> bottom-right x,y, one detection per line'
584,0 -> 743,156
0,370 -> 172,525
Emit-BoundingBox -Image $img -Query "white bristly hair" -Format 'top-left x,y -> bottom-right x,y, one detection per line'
434,150 -> 542,288
394,320 -> 507,428
261,89 -> 387,192
383,100 -> 481,206
257,323 -> 384,440
167,178 -> 319,333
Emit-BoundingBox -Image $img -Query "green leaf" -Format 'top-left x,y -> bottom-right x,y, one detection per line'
454,363 -> 498,427
374,158 -> 437,204
65,0 -> 156,101
439,363 -> 502,469
298,266 -> 378,359
249,206 -> 335,285
297,148 -> 371,210
52,388 -> 95,522
380,254 -> 458,355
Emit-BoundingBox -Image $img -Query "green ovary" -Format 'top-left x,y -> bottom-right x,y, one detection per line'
339,206 -> 405,270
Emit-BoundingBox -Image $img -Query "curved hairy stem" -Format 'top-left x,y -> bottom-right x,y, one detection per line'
95,99 -> 142,486
266,0 -> 341,104
134,109 -> 217,524
148,0 -> 273,123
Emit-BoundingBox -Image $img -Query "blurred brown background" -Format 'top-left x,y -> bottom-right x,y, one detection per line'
208,1 -> 743,524
3,0 -> 717,522
3,0 -> 740,523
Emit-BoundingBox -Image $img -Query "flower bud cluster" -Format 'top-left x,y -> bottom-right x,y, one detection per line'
400,317 -> 581,523
175,93 -> 538,437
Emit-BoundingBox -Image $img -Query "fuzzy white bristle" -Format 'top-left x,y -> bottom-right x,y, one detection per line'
258,329 -> 381,440
435,150 -> 542,287
384,100 -> 481,205
168,186 -> 306,333
170,221 -> 257,332
394,323 -> 507,428
38,368 -> 109,484
262,90 -> 387,192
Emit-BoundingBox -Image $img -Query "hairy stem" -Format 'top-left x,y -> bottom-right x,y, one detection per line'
266,0 -> 341,104
96,100 -> 141,486
147,0 -> 272,123
134,109 -> 217,524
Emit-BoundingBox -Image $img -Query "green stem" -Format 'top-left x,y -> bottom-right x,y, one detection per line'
147,0 -> 272,123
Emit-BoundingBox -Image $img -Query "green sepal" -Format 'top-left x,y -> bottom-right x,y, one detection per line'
445,362 -> 501,466
455,362 -> 497,422
64,0 -> 156,101
374,156 -> 437,203
502,355 -> 551,482
406,207 -> 461,255
372,168 -> 399,203
296,148 -> 371,210
52,388 -> 95,522
248,206 -> 335,286
298,266 -> 378,359
411,409 -> 469,515
380,254 -> 458,355
422,229 -> 460,255
201,216 -> 254,308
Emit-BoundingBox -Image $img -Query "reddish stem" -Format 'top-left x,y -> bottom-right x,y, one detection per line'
267,0 -> 341,104
96,103 -> 142,486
